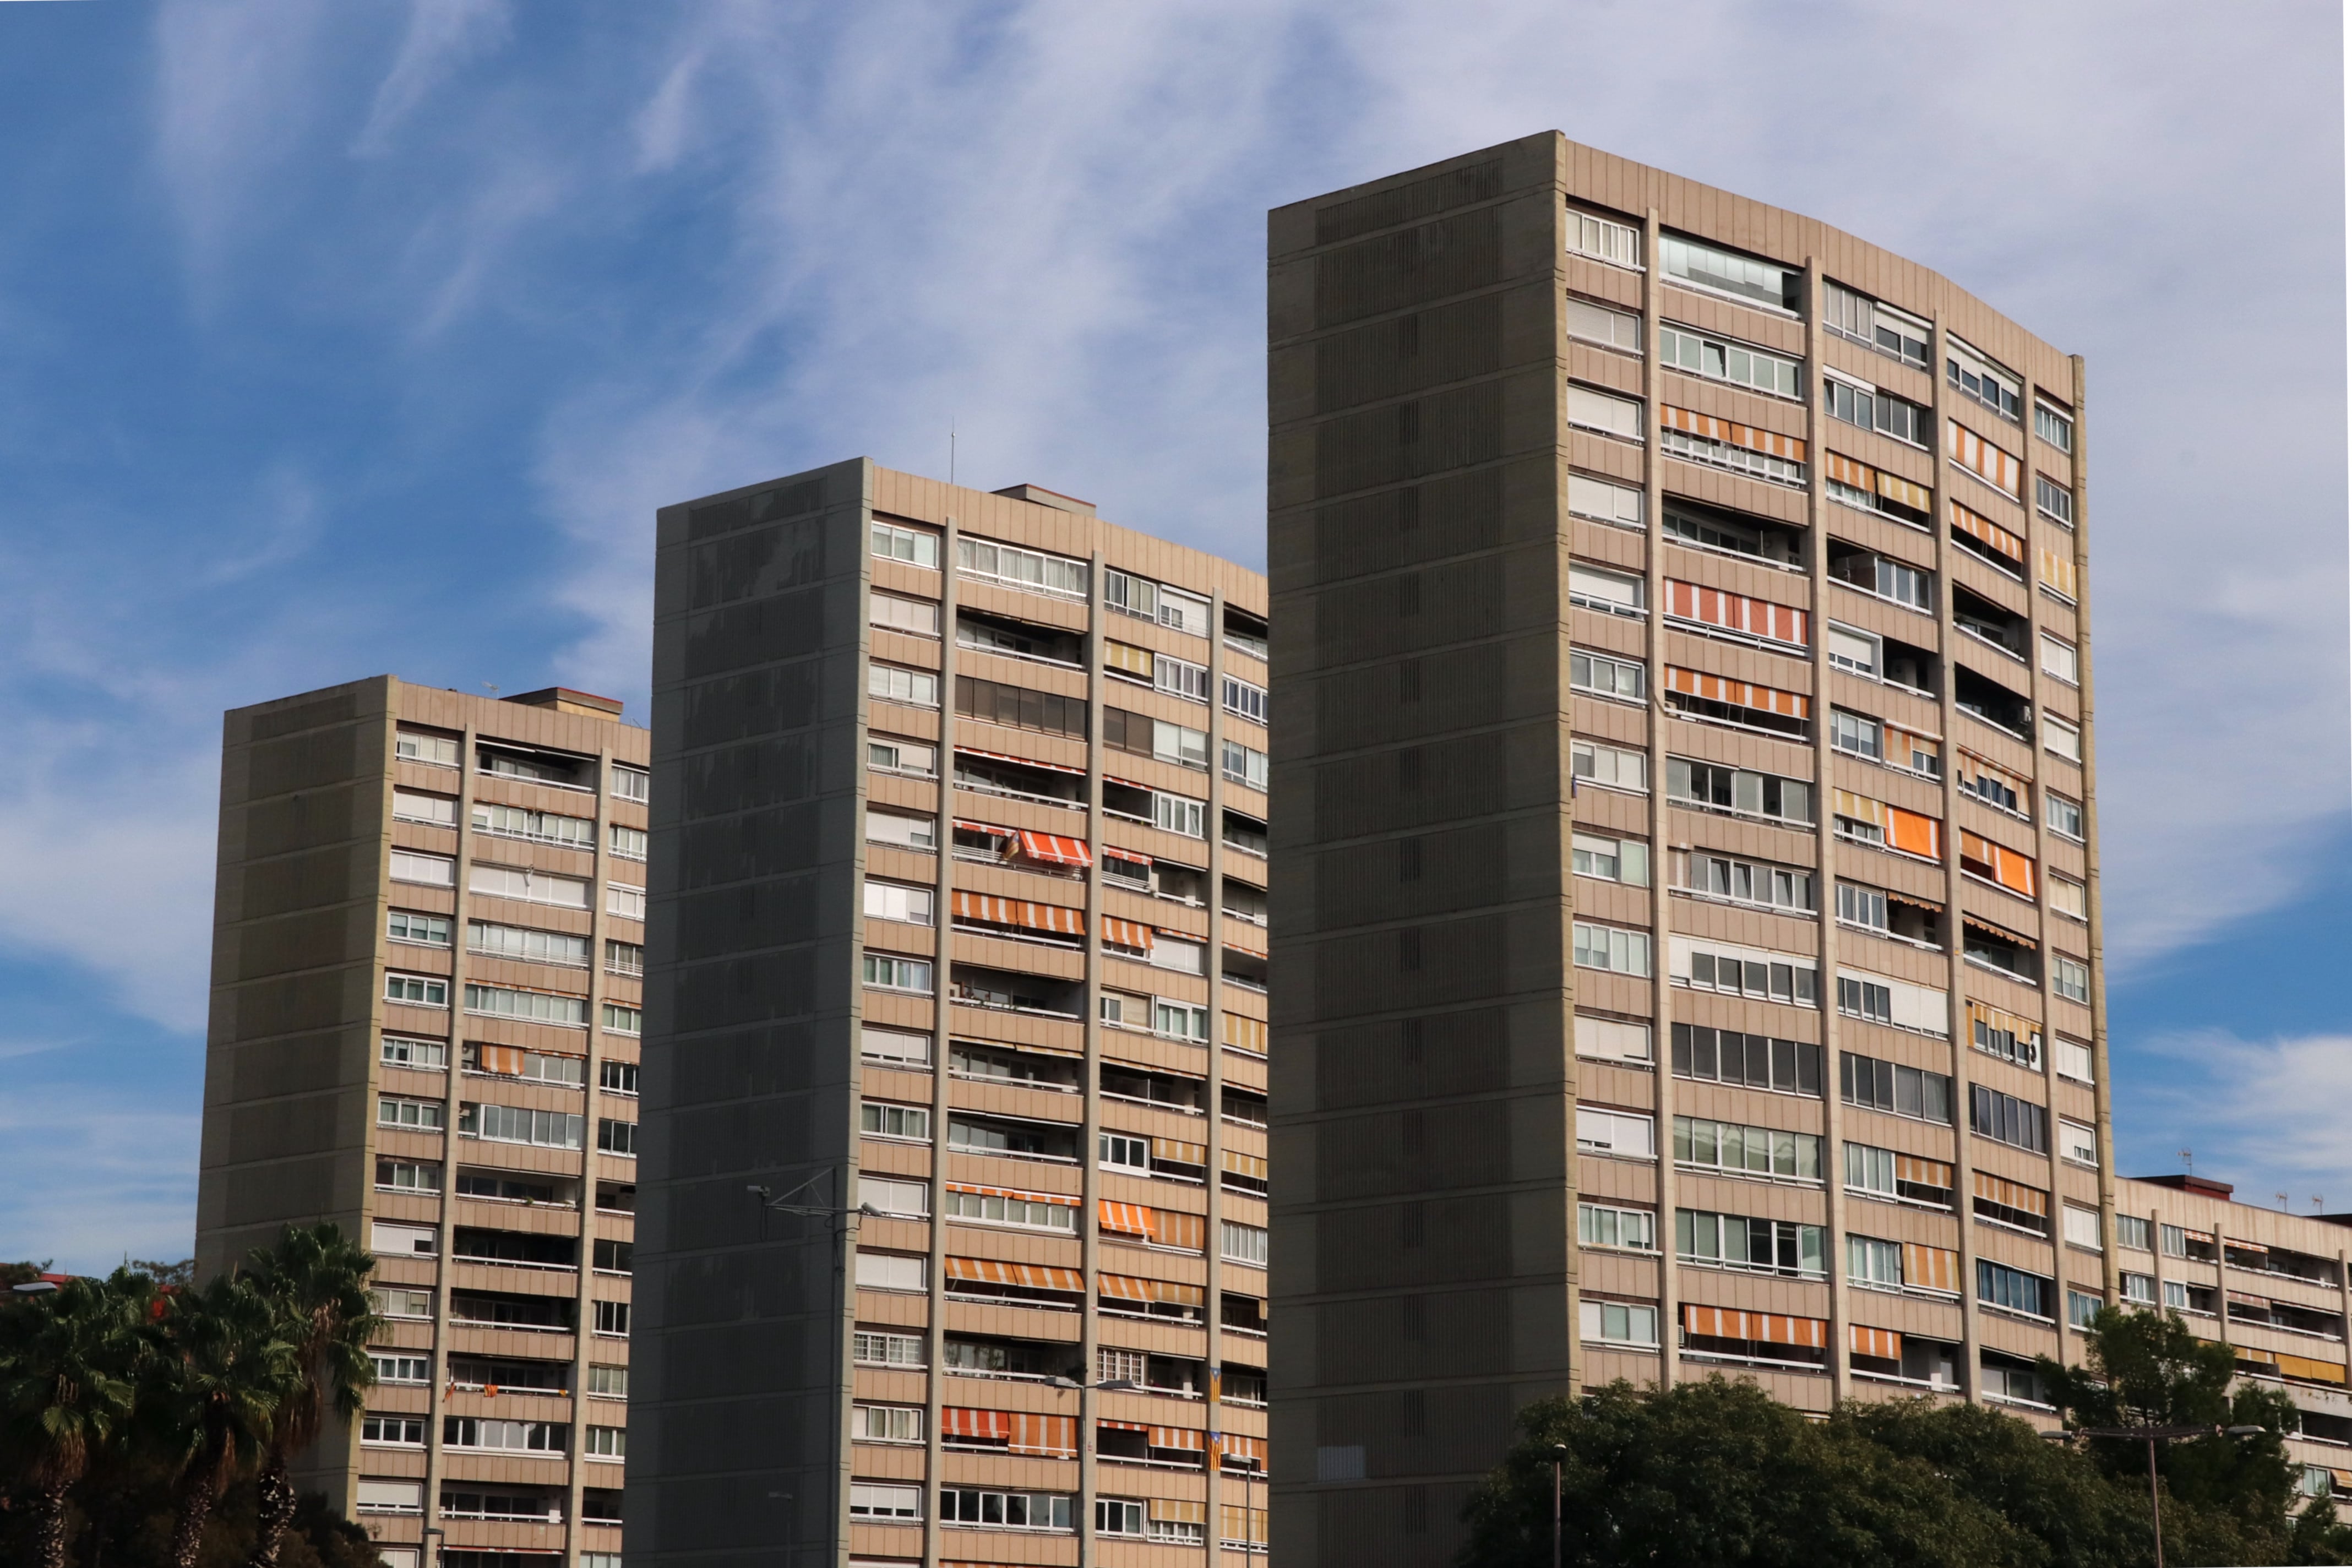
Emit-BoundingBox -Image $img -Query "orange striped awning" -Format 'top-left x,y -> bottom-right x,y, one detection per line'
1098,1273 -> 1206,1308
2038,548 -> 2079,601
1948,420 -> 2021,497
1149,1425 -> 1205,1451
1153,1136 -> 1206,1166
1664,580 -> 1808,648
1224,1015 -> 1268,1055
944,1257 -> 1083,1292
1951,499 -> 2025,564
1903,1243 -> 1961,1294
1222,1149 -> 1268,1182
1011,1412 -> 1076,1456
1968,1002 -> 2042,1049
475,1044 -> 527,1076
2277,1352 -> 2350,1387
1099,1200 -> 1152,1237
1016,830 -> 1092,868
1960,830 -> 2038,898
1887,804 -> 1941,861
1850,1323 -> 1903,1360
952,890 -> 1084,935
1664,666 -> 1810,720
1219,1433 -> 1268,1468
1824,451 -> 1930,513
1683,1305 -> 1827,1348
941,1407 -> 1012,1440
1662,405 -> 1808,462
1973,1170 -> 2049,1217
1102,917 -> 1155,952
1894,1153 -> 1953,1189
1149,1209 -> 1205,1252
948,1182 -> 1078,1207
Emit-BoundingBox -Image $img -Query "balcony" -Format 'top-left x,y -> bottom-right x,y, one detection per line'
451,1228 -> 579,1274
954,750 -> 1084,812
949,964 -> 1083,1020
1955,666 -> 2033,743
1665,497 -> 1807,571
1953,584 -> 2029,662
956,608 -> 1084,669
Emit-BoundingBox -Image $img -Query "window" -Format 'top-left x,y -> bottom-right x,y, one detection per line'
462,984 -> 586,1026
593,1300 -> 630,1336
943,1487 -> 1071,1532
1580,1298 -> 1659,1346
1153,998 -> 1210,1042
460,1103 -> 582,1149
610,764 -> 649,802
1569,563 -> 1646,616
855,1253 -> 927,1293
1970,1085 -> 2049,1154
863,880 -> 934,925
1665,499 -> 1806,565
608,824 -> 647,861
2040,786 -> 2084,839
1838,973 -> 1891,1021
469,922 -> 589,967
1572,832 -> 1649,886
395,728 -> 461,767
944,1187 -> 1074,1233
1680,852 -> 1810,912
1825,374 -> 1928,446
1570,650 -> 1646,701
1577,1107 -> 1656,1159
1659,323 -> 1800,397
579,1427 -> 626,1462
1970,1008 -> 2042,1071
869,663 -> 939,708
362,1415 -> 426,1447
1849,1235 -> 1904,1290
2037,635 -> 2081,687
371,1352 -> 431,1385
872,520 -> 940,568
1575,1014 -> 1653,1065
375,1158 -> 440,1193
2060,1119 -> 2099,1167
2052,955 -> 2089,1004
854,1404 -> 924,1444
2035,402 -> 2073,452
1842,1053 -> 1952,1124
2044,714 -> 2082,764
1222,1222 -> 1269,1267
1578,1203 -> 1657,1251
1978,1260 -> 2050,1320
373,1288 -> 433,1319
856,1330 -> 926,1368
845,1481 -> 924,1522
960,674 -> 1088,741
870,590 -> 940,638
1672,1025 -> 1821,1096
1102,568 -> 1207,633
1667,758 -> 1811,825
1660,232 -> 1800,312
1566,296 -> 1641,350
1660,412 -> 1805,486
604,940 -> 644,979
393,789 -> 456,826
1844,1144 -> 1953,1208
1830,547 -> 1932,611
1573,923 -> 1652,977
604,881 -> 648,921
1947,337 -> 2023,422
2162,1279 -> 2190,1311
1568,472 -> 1645,528
389,851 -> 455,888
2105,1214 -> 2147,1255
586,1363 -> 628,1400
596,1118 -> 637,1156
868,736 -> 935,777
1676,939 -> 1817,1006
1223,675 -> 1268,725
600,1059 -> 638,1096
443,1417 -> 567,1454
861,1102 -> 931,1141
2036,473 -> 2075,525
1099,1132 -> 1151,1174
1567,384 -> 1643,440
862,954 -> 933,992
1678,1210 -> 1825,1278
600,1004 -> 642,1038
2064,1205 -> 2103,1251
469,863 -> 589,909
1566,206 -> 1642,268
2068,1289 -> 2102,1328
1571,738 -> 1647,793
2160,1224 -> 2189,1259
384,974 -> 447,1008
1673,1117 -> 1822,1181
959,535 -> 1087,600
471,803 -> 594,849
865,809 -> 937,852
1826,624 -> 1881,678
2056,1035 -> 2094,1084
1222,740 -> 1270,791
1821,280 -> 1929,368
387,912 -> 450,948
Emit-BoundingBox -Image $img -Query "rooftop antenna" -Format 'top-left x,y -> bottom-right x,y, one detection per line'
950,418 -> 957,487
2315,1196 -> 2327,1212
2278,1191 -> 2291,1212
2180,1147 -> 2193,1172
482,683 -> 501,698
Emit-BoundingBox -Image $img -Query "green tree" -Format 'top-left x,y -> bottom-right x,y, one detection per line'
147,1274 -> 304,1568
237,1224 -> 378,1568
1,1259 -> 55,1289
0,1272 -> 145,1568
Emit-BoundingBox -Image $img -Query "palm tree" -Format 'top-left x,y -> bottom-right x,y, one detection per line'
146,1273 -> 303,1568
0,1273 -> 144,1568
239,1222 -> 379,1568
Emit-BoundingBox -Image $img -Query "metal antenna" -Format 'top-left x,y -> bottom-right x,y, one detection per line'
2179,1147 -> 2192,1172
482,682 -> 500,698
950,418 -> 957,486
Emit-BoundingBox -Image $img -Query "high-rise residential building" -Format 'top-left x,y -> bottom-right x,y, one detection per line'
195,676 -> 649,1568
1269,133 -> 2106,1564
628,461 -> 1273,1568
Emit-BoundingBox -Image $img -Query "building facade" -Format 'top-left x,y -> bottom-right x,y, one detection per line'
1269,133 -> 2110,1565
2116,1174 -> 2352,1504
629,461 -> 1273,1568
195,676 -> 649,1567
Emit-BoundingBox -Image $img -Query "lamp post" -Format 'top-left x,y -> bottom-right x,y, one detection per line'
2044,1422 -> 2267,1568
1551,1442 -> 1568,1568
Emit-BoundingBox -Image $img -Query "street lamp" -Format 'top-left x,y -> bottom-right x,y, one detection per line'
1551,1442 -> 1569,1568
2044,1422 -> 2268,1568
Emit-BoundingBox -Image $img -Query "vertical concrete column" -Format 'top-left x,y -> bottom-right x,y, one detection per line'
418,716 -> 482,1545
1077,547 -> 1110,1568
919,512 -> 963,1567
1202,590 -> 1231,1568
1800,258 -> 1850,1400
1926,317 -> 1986,1403
563,737 -> 619,1563
1637,206 -> 1674,1391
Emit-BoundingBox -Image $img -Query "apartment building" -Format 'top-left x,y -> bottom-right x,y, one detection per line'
1269,133 -> 2107,1565
2116,1173 -> 2352,1504
627,461 -> 1273,1568
194,677 -> 649,1568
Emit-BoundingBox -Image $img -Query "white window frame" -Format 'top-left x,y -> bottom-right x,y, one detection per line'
1576,1106 -> 1656,1159
1567,472 -> 1645,529
1566,206 -> 1642,269
1566,296 -> 1642,351
1571,738 -> 1648,794
1567,384 -> 1644,441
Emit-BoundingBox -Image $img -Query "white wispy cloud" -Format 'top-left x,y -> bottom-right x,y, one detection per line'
2128,1030 -> 2352,1213
0,1076 -> 201,1272
354,0 -> 511,155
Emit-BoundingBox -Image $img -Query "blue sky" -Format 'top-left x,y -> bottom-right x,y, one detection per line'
0,1 -> 2343,1270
